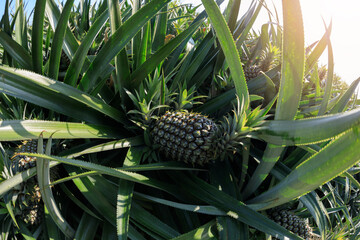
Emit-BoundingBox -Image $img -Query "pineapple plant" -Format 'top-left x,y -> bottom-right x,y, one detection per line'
0,0 -> 359,239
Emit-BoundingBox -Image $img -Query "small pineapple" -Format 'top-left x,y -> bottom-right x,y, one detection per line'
244,65 -> 261,81
22,203 -> 43,225
9,140 -> 53,226
12,140 -> 38,172
268,209 -> 313,239
20,185 -> 43,225
150,111 -> 218,165
59,50 -> 71,72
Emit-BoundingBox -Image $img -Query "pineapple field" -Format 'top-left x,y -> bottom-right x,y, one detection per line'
1,0 -> 360,239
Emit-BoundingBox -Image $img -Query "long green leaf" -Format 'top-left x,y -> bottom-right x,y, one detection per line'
130,21 -> 202,88
248,127 -> 360,210
152,5 -> 168,52
31,0 -> 46,73
21,153 -> 176,193
64,10 -> 109,86
74,213 -> 99,240
330,77 -> 360,114
235,0 -> 264,50
172,172 -> 302,240
305,21 -> 331,75
134,192 -> 226,216
131,202 -> 180,239
171,220 -> 216,240
45,0 -> 79,59
0,65 -> 127,124
117,147 -> 141,240
36,137 -> 75,238
107,0 -> 130,95
256,107 -> 360,146
67,166 -> 117,224
318,33 -> 334,115
243,0 -> 305,198
0,161 -> 59,197
48,0 -> 75,80
202,0 -> 249,107
275,0 -> 304,119
14,0 -> 28,50
0,120 -> 120,141
0,30 -> 32,69
61,137 -> 144,158
79,0 -> 172,92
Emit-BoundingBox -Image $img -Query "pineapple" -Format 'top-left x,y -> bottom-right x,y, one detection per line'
244,43 -> 280,81
10,140 -> 44,225
7,139 -> 58,226
150,111 -> 218,165
150,102 -> 268,165
244,65 -> 261,81
11,140 -> 38,172
268,209 -> 313,239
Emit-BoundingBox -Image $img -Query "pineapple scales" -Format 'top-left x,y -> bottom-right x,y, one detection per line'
150,109 -> 252,165
267,209 -> 314,240
150,111 -> 218,165
10,140 -> 44,225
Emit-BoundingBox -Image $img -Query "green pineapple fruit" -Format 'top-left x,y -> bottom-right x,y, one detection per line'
150,111 -> 218,165
59,50 -> 71,72
20,185 -> 43,225
268,209 -> 313,239
244,65 -> 261,81
150,105 -> 266,165
10,140 -> 44,225
12,140 -> 38,172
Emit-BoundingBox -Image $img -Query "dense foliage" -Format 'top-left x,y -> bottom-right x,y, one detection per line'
0,0 -> 360,239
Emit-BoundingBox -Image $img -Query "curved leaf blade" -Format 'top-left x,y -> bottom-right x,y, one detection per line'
329,77 -> 360,114
79,0 -> 172,92
0,30 -> 32,69
130,21 -> 202,88
0,65 -> 127,124
21,153 -> 175,193
117,147 -> 140,240
48,0 -> 75,80
318,34 -> 334,116
172,172 -> 302,240
32,0 -> 46,73
256,107 -> 360,146
36,137 -> 75,238
248,127 -> 360,210
243,0 -> 305,198
201,0 -> 249,107
64,10 -> 109,86
0,120 -> 120,141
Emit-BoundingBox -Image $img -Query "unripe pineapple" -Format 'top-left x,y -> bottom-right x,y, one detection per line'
9,140 -> 58,226
59,50 -> 71,72
150,111 -> 218,165
22,203 -> 43,225
244,65 -> 261,81
12,140 -> 38,172
268,209 -> 313,239
150,105 -> 267,165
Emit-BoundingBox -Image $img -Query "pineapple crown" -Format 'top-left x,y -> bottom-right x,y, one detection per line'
259,43 -> 280,72
214,96 -> 275,159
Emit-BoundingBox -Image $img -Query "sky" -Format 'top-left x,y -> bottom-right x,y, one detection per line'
1,0 -> 360,87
